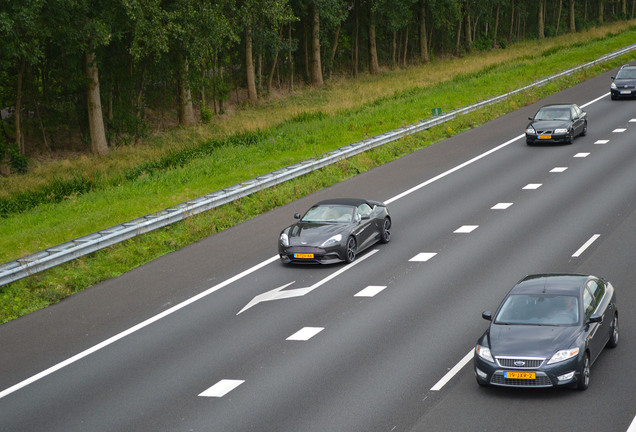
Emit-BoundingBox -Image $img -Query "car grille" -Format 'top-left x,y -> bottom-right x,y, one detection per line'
490,371 -> 553,387
287,246 -> 326,254
496,357 -> 545,368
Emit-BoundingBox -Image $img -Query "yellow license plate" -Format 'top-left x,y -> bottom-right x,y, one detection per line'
504,371 -> 536,380
538,135 -> 551,139
294,253 -> 314,259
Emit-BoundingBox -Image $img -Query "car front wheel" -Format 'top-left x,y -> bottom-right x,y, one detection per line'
607,313 -> 619,348
577,353 -> 590,390
345,236 -> 357,263
380,217 -> 391,244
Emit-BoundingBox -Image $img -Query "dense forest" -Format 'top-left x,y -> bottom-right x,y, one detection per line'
1,0 -> 634,172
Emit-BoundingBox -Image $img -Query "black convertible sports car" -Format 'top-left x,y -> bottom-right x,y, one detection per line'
278,198 -> 391,264
474,274 -> 618,390
525,103 -> 587,145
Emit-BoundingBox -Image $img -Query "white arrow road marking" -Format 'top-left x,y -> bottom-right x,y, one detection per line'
237,249 -> 379,314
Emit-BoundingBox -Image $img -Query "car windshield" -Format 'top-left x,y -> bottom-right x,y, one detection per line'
494,294 -> 579,326
616,68 -> 636,79
301,205 -> 354,223
534,108 -> 570,121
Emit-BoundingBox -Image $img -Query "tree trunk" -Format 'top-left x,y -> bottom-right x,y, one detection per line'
353,1 -> 359,77
85,50 -> 108,155
177,59 -> 196,126
246,22 -> 258,103
310,3 -> 324,86
508,0 -> 515,42
419,1 -> 430,62
556,0 -> 563,34
402,26 -> 408,67
493,3 -> 500,48
464,13 -> 472,52
369,9 -> 379,74
392,31 -> 397,68
330,23 -> 341,77
569,0 -> 576,32
289,23 -> 294,91
538,0 -> 545,38
15,58 -> 25,154
598,0 -> 604,22
455,19 -> 462,56
267,29 -> 281,93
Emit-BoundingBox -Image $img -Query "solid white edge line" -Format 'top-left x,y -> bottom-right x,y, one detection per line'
0,255 -> 280,400
626,414 -> 636,432
431,349 -> 474,391
572,234 -> 601,257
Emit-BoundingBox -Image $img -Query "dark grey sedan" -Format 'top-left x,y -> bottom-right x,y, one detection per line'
278,198 -> 391,264
474,274 -> 618,390
525,104 -> 587,145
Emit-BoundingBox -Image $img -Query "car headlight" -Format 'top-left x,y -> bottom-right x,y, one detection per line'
611,82 -> 617,89
321,234 -> 342,247
475,344 -> 494,363
280,233 -> 289,247
547,347 -> 579,364
554,128 -> 568,134
525,127 -> 536,134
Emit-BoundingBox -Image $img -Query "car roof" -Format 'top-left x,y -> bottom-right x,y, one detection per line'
313,198 -> 377,207
538,104 -> 576,109
510,273 -> 594,296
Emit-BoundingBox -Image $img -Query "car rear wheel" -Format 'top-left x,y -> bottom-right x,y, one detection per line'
345,236 -> 357,263
607,313 -> 619,348
380,217 -> 391,244
576,353 -> 590,390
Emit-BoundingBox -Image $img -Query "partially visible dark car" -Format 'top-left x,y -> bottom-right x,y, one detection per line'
278,198 -> 391,264
525,104 -> 587,145
474,274 -> 618,390
611,64 -> 636,100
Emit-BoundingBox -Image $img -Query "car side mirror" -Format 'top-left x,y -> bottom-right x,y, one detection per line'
611,76 -> 615,80
587,314 -> 603,324
528,117 -> 534,121
482,311 -> 492,321
361,214 -> 370,220
294,213 -> 301,219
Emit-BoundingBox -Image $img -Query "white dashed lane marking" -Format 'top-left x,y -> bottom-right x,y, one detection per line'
287,327 -> 324,341
595,140 -> 609,144
355,285 -> 387,297
550,167 -> 568,172
454,225 -> 478,233
491,203 -> 513,210
409,253 -> 437,262
574,152 -> 590,158
523,183 -> 542,190
613,128 -> 626,133
199,380 -> 245,398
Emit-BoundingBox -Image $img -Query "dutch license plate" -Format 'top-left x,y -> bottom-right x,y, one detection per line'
621,90 -> 632,95
538,135 -> 551,140
504,371 -> 536,380
294,253 -> 314,259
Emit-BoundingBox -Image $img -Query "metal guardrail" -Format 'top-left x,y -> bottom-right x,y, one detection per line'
2,43 -> 635,287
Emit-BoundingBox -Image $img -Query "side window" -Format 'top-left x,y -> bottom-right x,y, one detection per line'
357,203 -> 373,218
588,279 -> 605,304
582,287 -> 596,319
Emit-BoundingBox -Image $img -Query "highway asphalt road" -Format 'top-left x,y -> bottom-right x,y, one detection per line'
2,67 -> 636,432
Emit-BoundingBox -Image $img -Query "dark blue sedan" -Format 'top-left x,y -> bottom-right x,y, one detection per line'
474,274 -> 618,390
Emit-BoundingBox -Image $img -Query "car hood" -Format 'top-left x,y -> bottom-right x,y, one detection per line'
487,324 -> 578,358
528,120 -> 571,130
287,222 -> 350,245
614,78 -> 636,87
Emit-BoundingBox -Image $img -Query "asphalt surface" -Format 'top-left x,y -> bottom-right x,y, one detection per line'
2,68 -> 636,432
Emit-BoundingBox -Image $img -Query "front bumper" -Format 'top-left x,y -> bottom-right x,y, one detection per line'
278,245 -> 345,264
611,87 -> 636,99
474,353 -> 581,388
525,132 -> 570,145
